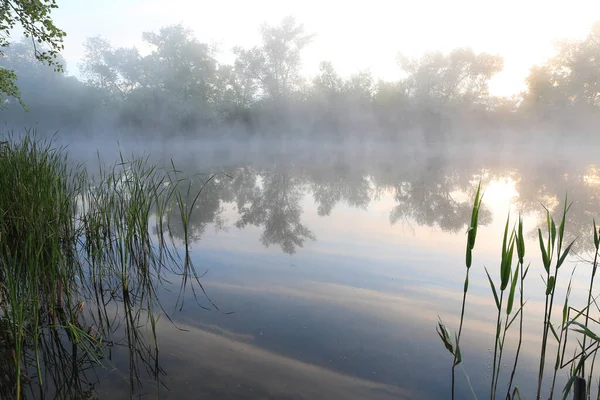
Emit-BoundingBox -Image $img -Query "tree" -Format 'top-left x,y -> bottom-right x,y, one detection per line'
398,48 -> 503,142
312,61 -> 343,98
343,70 -> 375,106
399,48 -> 503,106
80,25 -> 223,130
373,80 -> 411,138
141,24 -> 219,103
216,64 -> 257,127
0,0 -> 66,106
0,37 -> 104,131
307,63 -> 377,136
524,21 -> 600,112
80,36 -> 141,102
232,166 -> 315,254
218,64 -> 257,110
233,16 -> 313,105
306,61 -> 344,133
139,24 -> 221,128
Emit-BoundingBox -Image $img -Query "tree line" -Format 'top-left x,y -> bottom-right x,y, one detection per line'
1,16 -> 599,142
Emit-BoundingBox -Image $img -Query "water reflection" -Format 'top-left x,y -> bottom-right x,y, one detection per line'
511,159 -> 600,254
232,166 -> 316,254
138,150 -> 600,398
22,144 -> 600,399
0,291 -> 165,400
166,154 -> 500,254
165,150 -> 600,256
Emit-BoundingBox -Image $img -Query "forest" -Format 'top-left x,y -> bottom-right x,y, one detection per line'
0,17 -> 599,143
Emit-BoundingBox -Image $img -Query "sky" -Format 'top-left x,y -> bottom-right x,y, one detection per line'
51,0 -> 600,97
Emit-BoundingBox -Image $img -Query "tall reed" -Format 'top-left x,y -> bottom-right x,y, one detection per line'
507,215 -> 528,397
0,131 -> 218,399
437,183 -> 482,400
582,221 -> 600,385
439,187 -> 592,400
485,213 -> 517,400
536,197 -> 575,400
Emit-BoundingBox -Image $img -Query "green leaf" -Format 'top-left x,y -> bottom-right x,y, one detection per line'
453,332 -> 462,366
538,228 -> 550,273
565,306 -> 590,330
507,310 -> 520,330
573,328 -> 600,342
562,272 -> 574,325
517,215 -> 525,263
507,263 -> 519,315
485,267 -> 500,311
546,275 -> 555,295
549,322 -> 560,342
507,302 -> 527,329
523,263 -> 530,280
465,246 -> 472,269
467,183 -> 482,250
551,219 -> 557,249
557,239 -> 576,269
501,238 -> 515,291
571,321 -> 600,342
499,214 -> 514,291
563,293 -> 570,325
502,212 -> 510,256
0,0 -> 66,108
562,375 -> 577,400
511,386 -> 523,400
562,357 -> 586,400
558,195 -> 570,244
436,318 -> 454,355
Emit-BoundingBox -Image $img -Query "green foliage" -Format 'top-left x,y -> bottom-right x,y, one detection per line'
465,183 -> 482,269
0,0 -> 66,106
523,21 -> 600,123
0,132 -> 217,399
3,13 -> 600,139
398,48 -> 504,105
4,14 -> 600,139
438,182 -> 483,400
233,16 -> 313,105
79,24 -> 222,128
438,187 -> 600,400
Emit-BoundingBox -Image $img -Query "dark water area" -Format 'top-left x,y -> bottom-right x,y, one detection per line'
21,138 -> 600,399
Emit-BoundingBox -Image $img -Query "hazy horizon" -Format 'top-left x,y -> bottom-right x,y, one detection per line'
3,2 -> 600,398
48,0 -> 600,97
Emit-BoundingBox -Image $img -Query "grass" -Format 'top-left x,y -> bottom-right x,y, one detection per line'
438,185 -> 600,400
0,131 -> 217,399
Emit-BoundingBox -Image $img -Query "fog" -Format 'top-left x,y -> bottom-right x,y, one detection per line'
4,5 -> 600,400
2,16 -> 600,151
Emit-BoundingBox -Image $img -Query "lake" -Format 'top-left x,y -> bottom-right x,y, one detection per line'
37,139 -> 600,399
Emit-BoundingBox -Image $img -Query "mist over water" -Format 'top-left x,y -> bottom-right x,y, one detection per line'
9,128 -> 600,399
2,6 -> 600,400
41,135 -> 597,399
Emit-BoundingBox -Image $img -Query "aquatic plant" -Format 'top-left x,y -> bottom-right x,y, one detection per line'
0,131 -> 217,399
436,187 -> 600,400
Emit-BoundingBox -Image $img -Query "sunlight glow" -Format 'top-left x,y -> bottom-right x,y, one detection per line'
584,165 -> 600,187
54,0 -> 600,96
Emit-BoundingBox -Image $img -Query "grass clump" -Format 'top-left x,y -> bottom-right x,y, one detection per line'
0,134 -> 86,399
0,132 -> 216,399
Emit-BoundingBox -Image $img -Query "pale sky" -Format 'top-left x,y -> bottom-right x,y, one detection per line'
51,0 -> 600,97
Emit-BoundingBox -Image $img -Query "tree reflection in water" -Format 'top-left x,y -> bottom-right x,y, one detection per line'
9,148 -> 600,398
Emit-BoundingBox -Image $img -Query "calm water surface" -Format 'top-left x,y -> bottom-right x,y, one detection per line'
56,142 -> 600,399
